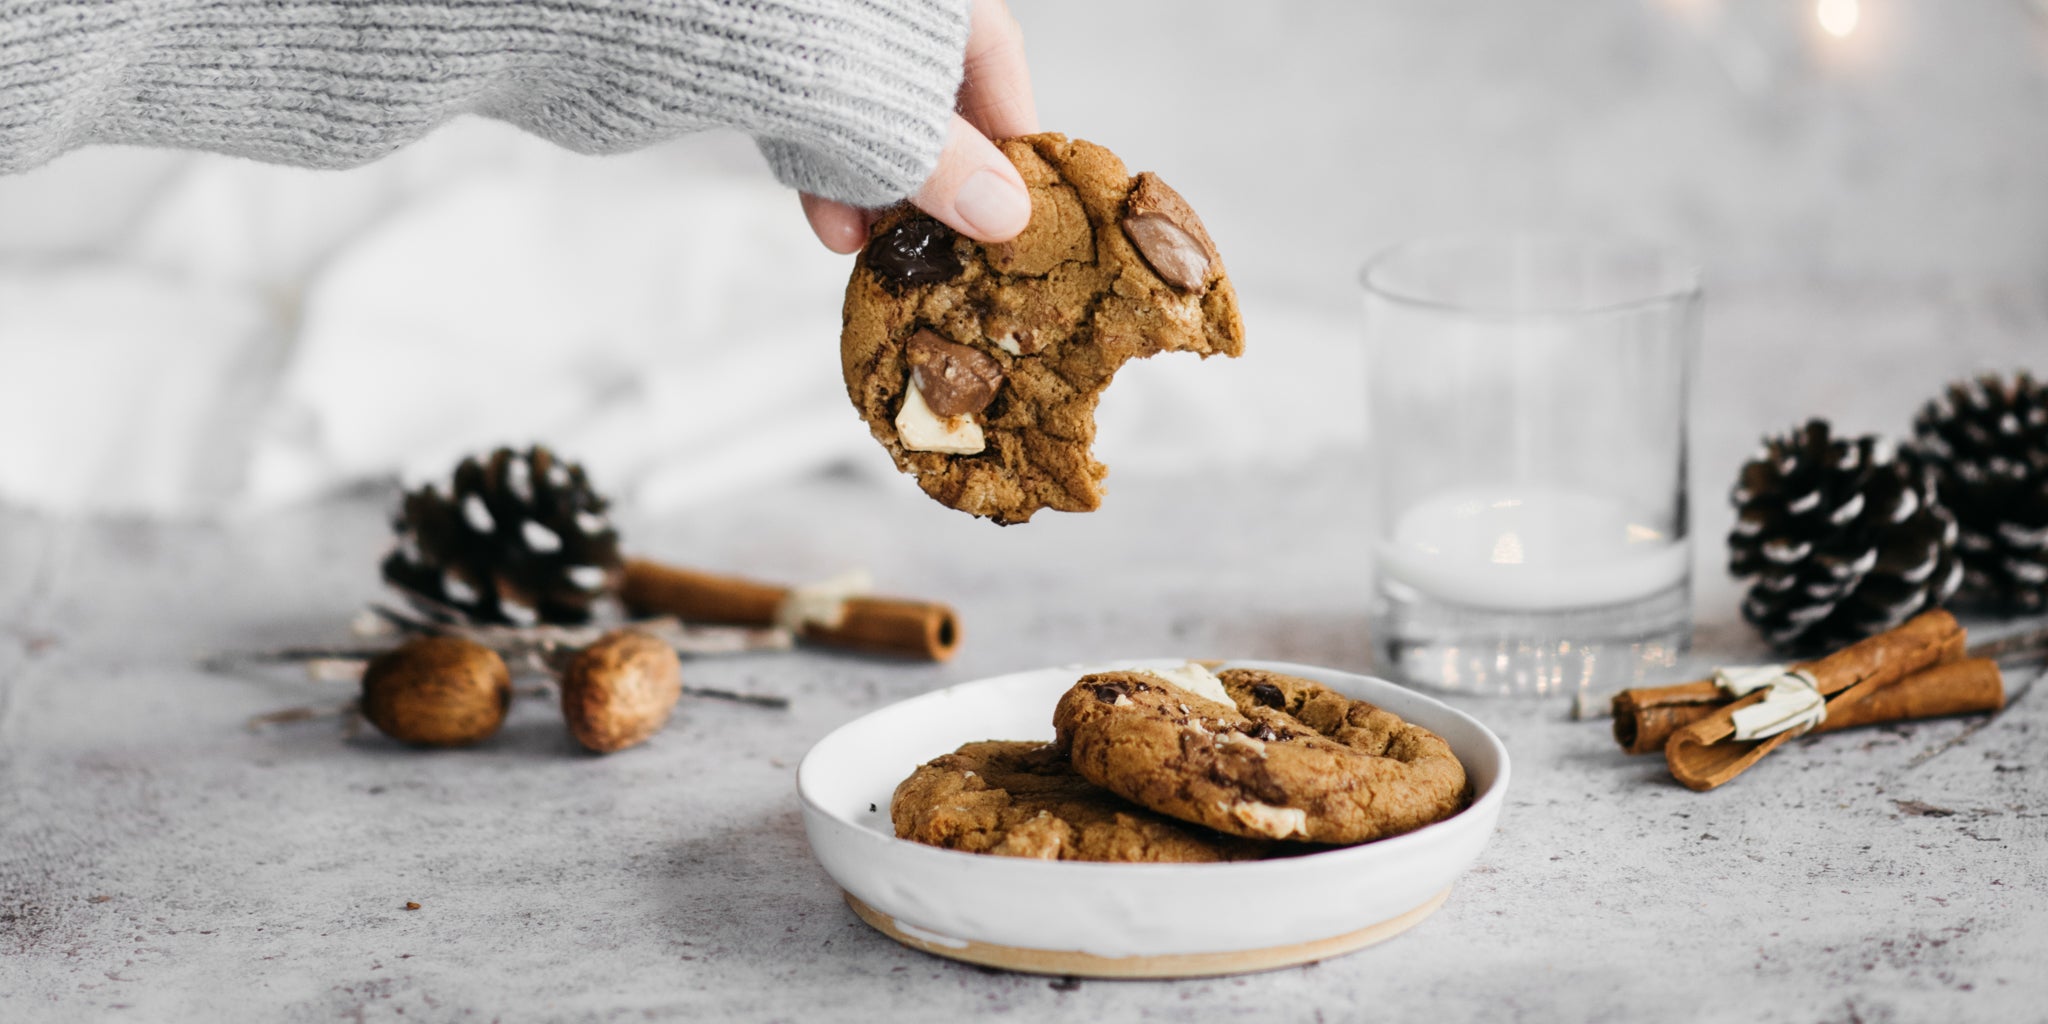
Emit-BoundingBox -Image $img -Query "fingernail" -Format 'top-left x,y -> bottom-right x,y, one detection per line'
953,168 -> 1030,239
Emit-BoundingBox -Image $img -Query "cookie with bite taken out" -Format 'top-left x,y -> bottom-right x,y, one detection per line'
840,133 -> 1245,525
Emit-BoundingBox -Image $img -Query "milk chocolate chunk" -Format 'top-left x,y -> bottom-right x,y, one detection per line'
1120,172 -> 1218,292
870,218 -> 962,289
905,330 -> 1004,417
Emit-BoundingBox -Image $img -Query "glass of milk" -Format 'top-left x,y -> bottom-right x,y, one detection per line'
1362,236 -> 1700,695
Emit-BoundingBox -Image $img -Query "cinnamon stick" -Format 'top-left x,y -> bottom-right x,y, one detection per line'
620,559 -> 960,662
1833,658 -> 2005,725
1611,680 -> 1725,755
1664,610 -> 1967,790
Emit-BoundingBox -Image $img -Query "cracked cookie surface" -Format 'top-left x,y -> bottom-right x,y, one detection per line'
841,133 -> 1245,525
1052,670 -> 1468,845
890,740 -> 1270,862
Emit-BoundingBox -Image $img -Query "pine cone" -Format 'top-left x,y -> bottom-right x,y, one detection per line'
1729,420 -> 1962,651
1910,371 -> 2048,612
381,447 -> 624,625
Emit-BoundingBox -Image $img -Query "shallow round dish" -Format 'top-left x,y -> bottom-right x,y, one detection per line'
796,659 -> 1511,977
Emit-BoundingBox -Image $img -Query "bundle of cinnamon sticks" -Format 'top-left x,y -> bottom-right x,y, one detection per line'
1609,610 -> 2004,790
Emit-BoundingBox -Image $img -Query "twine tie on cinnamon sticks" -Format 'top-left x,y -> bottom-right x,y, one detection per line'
773,569 -> 874,634
1714,666 -> 1827,741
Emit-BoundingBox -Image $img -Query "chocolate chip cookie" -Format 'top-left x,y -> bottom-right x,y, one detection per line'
841,133 -> 1246,525
891,740 -> 1270,862
1052,670 -> 1468,845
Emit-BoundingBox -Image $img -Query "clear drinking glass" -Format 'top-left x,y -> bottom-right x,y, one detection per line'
1363,235 -> 1701,696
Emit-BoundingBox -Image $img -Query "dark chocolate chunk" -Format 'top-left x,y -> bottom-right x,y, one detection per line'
869,217 -> 961,290
1248,683 -> 1286,709
1093,682 -> 1130,704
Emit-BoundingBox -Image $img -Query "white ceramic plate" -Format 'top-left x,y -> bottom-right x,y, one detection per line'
796,659 -> 1510,972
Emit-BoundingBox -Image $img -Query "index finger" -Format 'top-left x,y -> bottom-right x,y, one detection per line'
957,0 -> 1039,139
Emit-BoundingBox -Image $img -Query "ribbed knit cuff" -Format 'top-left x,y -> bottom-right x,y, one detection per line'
748,0 -> 968,206
0,0 -> 970,206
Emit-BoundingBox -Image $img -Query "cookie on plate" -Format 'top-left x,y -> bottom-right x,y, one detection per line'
1052,670 -> 1468,845
891,740 -> 1269,863
841,133 -> 1245,525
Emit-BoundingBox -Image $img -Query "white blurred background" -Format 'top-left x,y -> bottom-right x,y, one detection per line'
0,0 -> 2043,517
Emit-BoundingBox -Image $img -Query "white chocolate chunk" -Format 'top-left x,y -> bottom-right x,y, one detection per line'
1231,802 -> 1308,839
993,333 -> 1024,356
895,379 -> 985,454
1142,662 -> 1231,705
1218,732 -> 1268,755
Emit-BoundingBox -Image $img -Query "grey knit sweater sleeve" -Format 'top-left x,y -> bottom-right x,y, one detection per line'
0,0 -> 969,206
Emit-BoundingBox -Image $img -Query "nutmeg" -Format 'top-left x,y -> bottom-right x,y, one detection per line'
561,630 -> 683,754
359,636 -> 512,747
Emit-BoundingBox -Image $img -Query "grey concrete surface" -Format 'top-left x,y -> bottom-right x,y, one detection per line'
3,278 -> 2046,1022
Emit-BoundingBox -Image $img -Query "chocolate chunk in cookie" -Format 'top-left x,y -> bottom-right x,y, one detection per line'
904,329 -> 1004,417
890,740 -> 1269,863
841,133 -> 1246,525
868,217 -> 964,291
1122,173 -> 1218,292
1052,670 -> 1468,845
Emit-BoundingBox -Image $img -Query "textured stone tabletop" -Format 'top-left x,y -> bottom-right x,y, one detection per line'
4,284 -> 2046,1021
4,479 -> 2042,1022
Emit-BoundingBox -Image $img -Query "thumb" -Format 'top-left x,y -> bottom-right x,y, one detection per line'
913,115 -> 1031,243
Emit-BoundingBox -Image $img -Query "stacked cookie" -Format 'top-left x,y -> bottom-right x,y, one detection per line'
891,665 -> 1469,863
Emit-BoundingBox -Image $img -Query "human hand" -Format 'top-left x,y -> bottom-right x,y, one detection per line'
802,0 -> 1039,253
